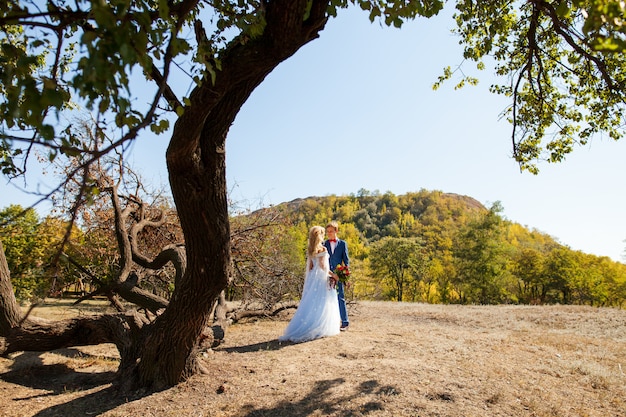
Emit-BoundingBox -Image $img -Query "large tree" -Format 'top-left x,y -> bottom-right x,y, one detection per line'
2,0 -> 626,390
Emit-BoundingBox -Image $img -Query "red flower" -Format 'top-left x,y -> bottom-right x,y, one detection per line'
334,265 -> 351,284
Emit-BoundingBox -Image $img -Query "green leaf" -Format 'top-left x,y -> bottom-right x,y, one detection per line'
39,124 -> 55,140
150,119 -> 170,134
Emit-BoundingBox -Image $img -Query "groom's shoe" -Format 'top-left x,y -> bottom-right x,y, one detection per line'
340,325 -> 349,331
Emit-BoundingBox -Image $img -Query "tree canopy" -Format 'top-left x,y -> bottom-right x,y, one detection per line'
441,0 -> 626,172
2,0 -> 626,391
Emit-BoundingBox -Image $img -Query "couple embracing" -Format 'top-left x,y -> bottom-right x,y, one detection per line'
279,221 -> 350,343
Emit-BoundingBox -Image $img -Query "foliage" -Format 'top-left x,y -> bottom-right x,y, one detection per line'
0,0 -> 446,183
439,1 -> 626,174
369,237 -> 428,301
5,188 -> 624,308
0,1 -> 624,190
272,190 -> 626,307
230,207 -> 304,308
576,0 -> 626,51
38,216 -> 85,295
0,205 -> 81,301
452,202 -> 514,304
0,205 -> 44,300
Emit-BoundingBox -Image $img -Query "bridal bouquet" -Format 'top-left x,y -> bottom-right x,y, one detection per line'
334,264 -> 351,285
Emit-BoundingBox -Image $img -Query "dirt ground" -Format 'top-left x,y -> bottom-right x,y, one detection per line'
1,301 -> 625,417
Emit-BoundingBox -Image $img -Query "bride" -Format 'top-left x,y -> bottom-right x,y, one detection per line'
279,225 -> 341,343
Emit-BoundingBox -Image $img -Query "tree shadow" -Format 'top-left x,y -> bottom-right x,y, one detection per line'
1,350 -> 117,393
29,385 -> 138,417
239,378 -> 398,417
217,338 -> 283,353
0,349 -> 153,417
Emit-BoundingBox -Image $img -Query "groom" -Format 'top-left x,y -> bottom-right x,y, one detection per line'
324,221 -> 350,331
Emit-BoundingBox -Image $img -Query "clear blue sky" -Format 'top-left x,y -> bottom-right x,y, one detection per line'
2,6 -> 625,262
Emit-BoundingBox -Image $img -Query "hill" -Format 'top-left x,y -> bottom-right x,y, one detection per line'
1,300 -> 625,416
251,189 -> 626,306
274,189 -> 488,244
282,191 -> 486,212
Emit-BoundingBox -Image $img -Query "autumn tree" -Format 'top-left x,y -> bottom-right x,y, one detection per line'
229,206 -> 305,309
0,205 -> 44,300
595,256 -> 626,307
2,0 -> 626,391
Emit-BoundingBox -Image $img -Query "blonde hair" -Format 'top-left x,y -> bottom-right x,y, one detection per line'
326,220 -> 339,231
307,225 -> 325,257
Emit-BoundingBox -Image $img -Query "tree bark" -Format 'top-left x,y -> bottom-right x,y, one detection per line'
1,313 -> 145,357
0,240 -> 21,334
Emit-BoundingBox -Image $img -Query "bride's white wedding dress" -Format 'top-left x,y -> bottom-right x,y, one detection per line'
279,250 -> 341,343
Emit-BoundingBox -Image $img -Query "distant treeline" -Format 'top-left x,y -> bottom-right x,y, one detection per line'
3,188 -> 625,308
267,189 -> 626,307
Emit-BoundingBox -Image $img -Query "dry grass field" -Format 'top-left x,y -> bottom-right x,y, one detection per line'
1,300 -> 625,417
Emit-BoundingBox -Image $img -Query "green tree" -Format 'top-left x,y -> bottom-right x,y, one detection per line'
512,247 -> 548,304
574,0 -> 626,51
37,215 -> 86,296
2,0 -> 626,391
543,246 -> 579,303
453,202 -> 512,304
229,209 -> 305,307
370,237 -> 426,301
0,205 -> 88,301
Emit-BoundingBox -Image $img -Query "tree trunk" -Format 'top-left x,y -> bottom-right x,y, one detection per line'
125,0 -> 330,389
0,240 -> 21,334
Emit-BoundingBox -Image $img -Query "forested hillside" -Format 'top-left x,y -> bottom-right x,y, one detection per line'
267,189 -> 626,306
3,188 -> 625,309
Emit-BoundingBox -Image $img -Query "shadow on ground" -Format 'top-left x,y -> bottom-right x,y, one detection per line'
0,349 -> 147,417
29,385 -> 134,417
2,349 -> 116,393
217,339 -> 283,353
239,378 -> 399,417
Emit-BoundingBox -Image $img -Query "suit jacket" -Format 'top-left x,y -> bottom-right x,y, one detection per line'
324,239 -> 349,272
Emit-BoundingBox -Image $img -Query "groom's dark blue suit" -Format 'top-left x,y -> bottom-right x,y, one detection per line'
324,239 -> 349,328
